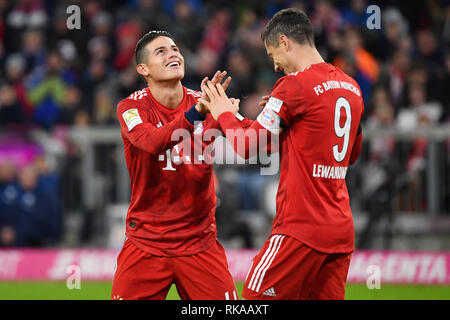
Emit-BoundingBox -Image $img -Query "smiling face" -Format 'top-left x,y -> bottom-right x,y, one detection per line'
264,37 -> 293,75
137,36 -> 185,83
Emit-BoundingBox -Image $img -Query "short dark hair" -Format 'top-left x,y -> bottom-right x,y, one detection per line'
135,30 -> 174,64
261,8 -> 314,47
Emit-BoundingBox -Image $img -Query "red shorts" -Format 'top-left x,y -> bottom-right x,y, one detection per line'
111,238 -> 237,300
242,234 -> 352,300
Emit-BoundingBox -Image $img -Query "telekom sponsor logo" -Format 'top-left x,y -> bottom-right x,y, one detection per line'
347,250 -> 450,284
0,249 -> 119,281
0,249 -> 449,284
0,250 -> 22,279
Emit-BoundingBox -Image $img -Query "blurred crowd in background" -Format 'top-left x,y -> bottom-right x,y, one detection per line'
0,0 -> 449,249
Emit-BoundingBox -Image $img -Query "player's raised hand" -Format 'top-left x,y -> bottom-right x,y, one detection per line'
200,80 -> 236,120
200,71 -> 232,100
210,70 -> 232,92
198,71 -> 231,114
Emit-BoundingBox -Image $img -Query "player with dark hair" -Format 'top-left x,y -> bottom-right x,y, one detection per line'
111,30 -> 244,300
200,8 -> 364,299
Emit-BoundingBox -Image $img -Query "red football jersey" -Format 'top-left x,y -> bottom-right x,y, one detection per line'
218,62 -> 364,253
117,86 -> 222,257
269,62 -> 364,253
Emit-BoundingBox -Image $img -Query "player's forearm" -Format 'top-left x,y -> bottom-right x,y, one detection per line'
127,112 -> 199,155
217,112 -> 272,159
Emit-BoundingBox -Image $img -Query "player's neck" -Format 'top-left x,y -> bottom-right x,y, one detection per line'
291,45 -> 325,73
147,80 -> 184,109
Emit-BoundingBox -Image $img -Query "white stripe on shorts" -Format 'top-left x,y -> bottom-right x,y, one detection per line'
225,290 -> 238,300
247,234 -> 284,292
255,235 -> 284,292
247,235 -> 279,291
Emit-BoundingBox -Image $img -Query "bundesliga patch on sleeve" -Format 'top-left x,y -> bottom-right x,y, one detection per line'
122,108 -> 143,131
257,107 -> 282,135
266,96 -> 283,113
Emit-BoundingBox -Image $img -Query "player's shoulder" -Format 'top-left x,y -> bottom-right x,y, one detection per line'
124,88 -> 149,103
330,64 -> 361,88
273,72 -> 302,90
117,88 -> 150,111
185,87 -> 202,99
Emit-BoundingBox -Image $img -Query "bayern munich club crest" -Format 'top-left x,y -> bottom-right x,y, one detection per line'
260,109 -> 276,127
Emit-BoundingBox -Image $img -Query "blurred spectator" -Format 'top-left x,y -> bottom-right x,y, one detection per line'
193,46 -> 220,78
93,86 -> 116,125
358,86 -> 400,249
4,53 -> 33,119
311,0 -> 342,34
161,0 -> 202,19
381,7 -> 409,61
21,29 -> 46,74
215,169 -> 254,248
58,85 -> 88,125
199,8 -> 230,57
444,3 -> 450,46
414,29 -> 445,102
0,0 -> 7,44
416,29 -> 442,75
232,8 -> 267,69
333,26 -> 379,102
114,20 -> 142,70
91,11 -> 113,39
16,164 -> 61,247
81,57 -> 112,107
0,82 -> 26,124
6,0 -> 47,30
168,0 -> 203,52
341,0 -> 369,29
366,86 -> 396,160
311,0 -> 342,58
225,49 -> 254,99
113,63 -> 142,100
395,81 -> 442,212
133,0 -> 170,31
239,73 -> 274,119
267,0 -> 291,18
27,50 -> 67,129
397,83 -> 442,132
442,51 -> 450,122
34,155 -> 59,195
192,7 -> 232,77
0,160 -> 19,247
73,109 -> 91,128
377,48 -> 411,110
87,36 -> 112,65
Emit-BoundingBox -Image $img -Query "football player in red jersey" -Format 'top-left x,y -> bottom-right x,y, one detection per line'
200,8 -> 364,299
111,31 -> 245,300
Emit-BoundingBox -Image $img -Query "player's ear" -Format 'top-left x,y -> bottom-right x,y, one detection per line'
279,34 -> 290,51
137,64 -> 149,78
